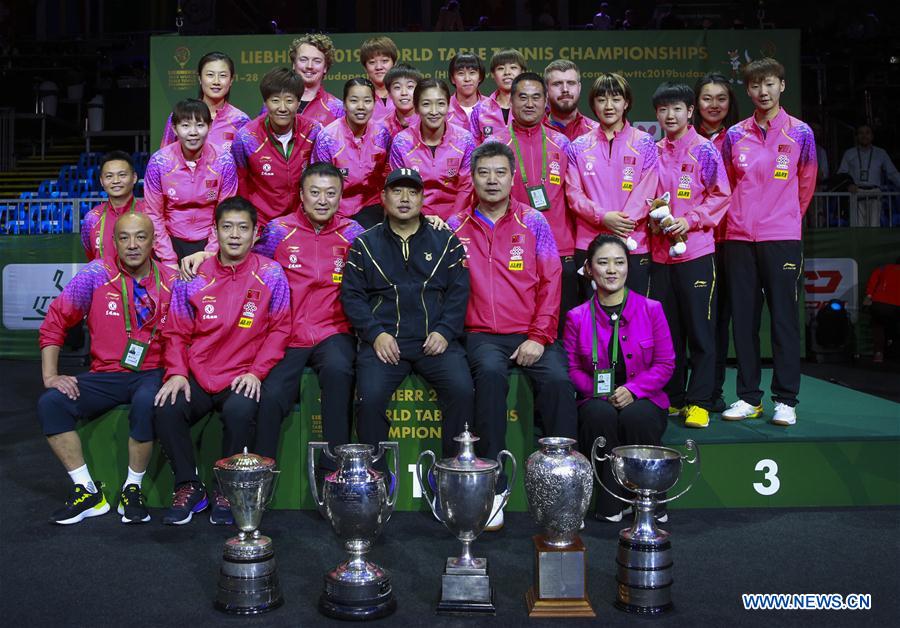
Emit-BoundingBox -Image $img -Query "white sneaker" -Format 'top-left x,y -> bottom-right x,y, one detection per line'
771,402 -> 797,426
485,493 -> 506,531
722,400 -> 764,421
599,506 -> 633,522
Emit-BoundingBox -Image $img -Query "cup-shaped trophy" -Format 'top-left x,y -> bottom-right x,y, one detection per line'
524,437 -> 596,617
416,425 -> 516,615
592,437 -> 700,614
308,441 -> 399,620
213,448 -> 283,615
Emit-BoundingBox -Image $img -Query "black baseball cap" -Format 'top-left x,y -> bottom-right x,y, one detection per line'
384,167 -> 424,190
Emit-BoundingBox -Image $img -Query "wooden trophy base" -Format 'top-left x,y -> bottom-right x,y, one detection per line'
524,535 -> 596,618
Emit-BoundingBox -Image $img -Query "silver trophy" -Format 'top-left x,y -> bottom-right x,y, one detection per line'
416,426 -> 516,615
592,438 -> 700,614
524,437 -> 596,617
308,441 -> 399,620
213,448 -> 283,615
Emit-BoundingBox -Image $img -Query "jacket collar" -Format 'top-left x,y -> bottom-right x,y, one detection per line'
662,125 -> 698,151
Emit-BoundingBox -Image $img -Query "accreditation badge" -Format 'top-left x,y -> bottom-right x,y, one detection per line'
120,339 -> 149,371
593,368 -> 614,398
527,184 -> 550,211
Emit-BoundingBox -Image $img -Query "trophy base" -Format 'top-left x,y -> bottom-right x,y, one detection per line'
215,535 -> 283,615
614,535 -> 673,614
436,557 -> 496,615
525,535 -> 595,618
320,570 -> 396,620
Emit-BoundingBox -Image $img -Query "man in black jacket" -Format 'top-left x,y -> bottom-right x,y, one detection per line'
342,168 -> 473,464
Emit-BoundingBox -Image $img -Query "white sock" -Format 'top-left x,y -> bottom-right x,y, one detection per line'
123,467 -> 145,489
68,464 -> 96,493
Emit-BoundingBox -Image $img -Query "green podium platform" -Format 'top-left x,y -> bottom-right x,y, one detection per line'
79,370 -> 900,512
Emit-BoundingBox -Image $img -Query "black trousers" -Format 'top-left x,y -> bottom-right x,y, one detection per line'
577,398 -> 667,516
713,246 -> 731,401
171,237 -> 206,262
466,333 -> 577,491
559,255 -> 579,338
649,254 -> 717,408
626,252 -> 652,296
355,338 -> 473,471
255,334 -> 356,466
723,240 -> 803,407
154,376 -> 258,485
353,204 -> 384,230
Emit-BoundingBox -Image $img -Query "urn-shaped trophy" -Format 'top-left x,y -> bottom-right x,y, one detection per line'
524,437 -> 596,617
592,438 -> 701,614
308,441 -> 399,620
416,426 -> 516,615
213,448 -> 283,615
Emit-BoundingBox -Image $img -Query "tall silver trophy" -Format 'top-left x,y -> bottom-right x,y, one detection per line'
416,426 -> 516,615
524,437 -> 596,617
213,449 -> 283,615
592,438 -> 701,614
308,441 -> 399,620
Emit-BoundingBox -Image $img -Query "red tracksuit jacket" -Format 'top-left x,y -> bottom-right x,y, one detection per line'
469,90 -> 509,144
40,259 -> 177,373
720,108 -> 817,242
254,213 -> 366,347
449,200 -> 562,345
163,252 -> 291,393
310,117 -> 392,218
80,197 -> 148,265
544,111 -> 599,142
484,121 -> 574,256
389,122 -> 476,220
230,113 -> 321,227
652,127 -> 730,264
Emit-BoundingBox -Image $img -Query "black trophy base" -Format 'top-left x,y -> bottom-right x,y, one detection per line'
319,574 -> 397,621
214,537 -> 283,615
615,599 -> 674,615
436,557 -> 496,615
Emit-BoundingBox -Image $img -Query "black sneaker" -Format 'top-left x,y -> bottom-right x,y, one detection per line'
162,482 -> 208,525
711,396 -> 727,413
209,490 -> 234,526
118,484 -> 150,523
50,483 -> 110,525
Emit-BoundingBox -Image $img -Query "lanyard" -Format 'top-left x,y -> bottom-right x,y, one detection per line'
97,197 -> 136,258
120,262 -> 161,340
856,147 -> 873,179
509,123 -> 547,186
265,117 -> 294,160
590,289 -> 628,369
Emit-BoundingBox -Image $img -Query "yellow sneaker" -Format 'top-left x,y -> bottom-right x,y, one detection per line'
668,406 -> 684,417
683,405 -> 710,428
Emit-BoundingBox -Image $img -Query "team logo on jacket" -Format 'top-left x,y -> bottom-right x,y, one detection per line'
238,301 -> 257,328
623,156 -> 637,165
339,167 -> 349,177
288,253 -> 302,269
424,252 -> 433,262
167,188 -> 177,199
621,165 -> 635,191
332,257 -> 345,283
246,289 -> 261,300
677,174 -> 692,199
508,245 -> 524,271
222,141 -> 233,152
549,159 -> 562,185
106,300 -> 120,317
483,126 -> 493,136
446,158 -> 459,178
584,161 -> 595,176
774,154 -> 790,180
203,303 -> 217,320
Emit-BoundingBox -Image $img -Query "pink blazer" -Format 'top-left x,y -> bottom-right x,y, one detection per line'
563,292 -> 675,410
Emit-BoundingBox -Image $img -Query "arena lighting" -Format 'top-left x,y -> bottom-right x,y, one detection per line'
814,299 -> 851,351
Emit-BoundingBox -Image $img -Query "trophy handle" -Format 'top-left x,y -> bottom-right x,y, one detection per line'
590,436 -> 633,505
658,439 -> 701,504
265,469 -> 280,509
496,449 -> 517,511
379,441 -> 400,509
415,450 -> 439,519
307,441 -> 331,509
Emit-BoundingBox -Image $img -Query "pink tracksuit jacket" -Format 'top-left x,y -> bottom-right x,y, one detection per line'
563,291 -> 675,409
389,122 -> 476,220
447,94 -> 481,134
160,102 -> 250,154
652,127 -> 731,264
300,89 -> 345,127
311,117 -> 392,217
81,197 -> 148,265
469,90 -> 510,144
565,121 -> 659,252
483,121 -> 574,256
720,108 -> 817,242
143,142 -> 238,264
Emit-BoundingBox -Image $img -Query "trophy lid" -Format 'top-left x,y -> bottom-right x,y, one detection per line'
214,447 -> 276,472
435,424 -> 498,473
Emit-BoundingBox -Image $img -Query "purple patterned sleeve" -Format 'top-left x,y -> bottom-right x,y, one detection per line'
374,125 -> 392,151
65,261 -> 109,313
230,127 -> 250,170
697,141 -> 723,189
169,276 -> 204,320
636,132 -> 658,174
161,114 -> 176,147
523,209 -> 560,259
790,122 -> 817,167
215,151 -> 238,199
253,219 -> 290,259
447,214 -> 463,232
459,130 -> 475,171
469,101 -> 484,141
80,207 -> 100,257
329,97 -> 346,119
311,126 -> 337,164
342,220 -> 367,243
389,131 -> 412,170
259,262 -> 291,316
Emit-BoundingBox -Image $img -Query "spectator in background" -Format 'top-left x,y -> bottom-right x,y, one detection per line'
435,1 -> 464,31
864,259 -> 900,363
593,3 -> 613,30
837,125 -> 900,227
809,122 -> 830,184
536,2 -> 557,29
619,9 -> 637,29
471,15 -> 493,31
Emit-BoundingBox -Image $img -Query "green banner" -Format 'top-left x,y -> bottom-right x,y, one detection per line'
150,30 -> 802,147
